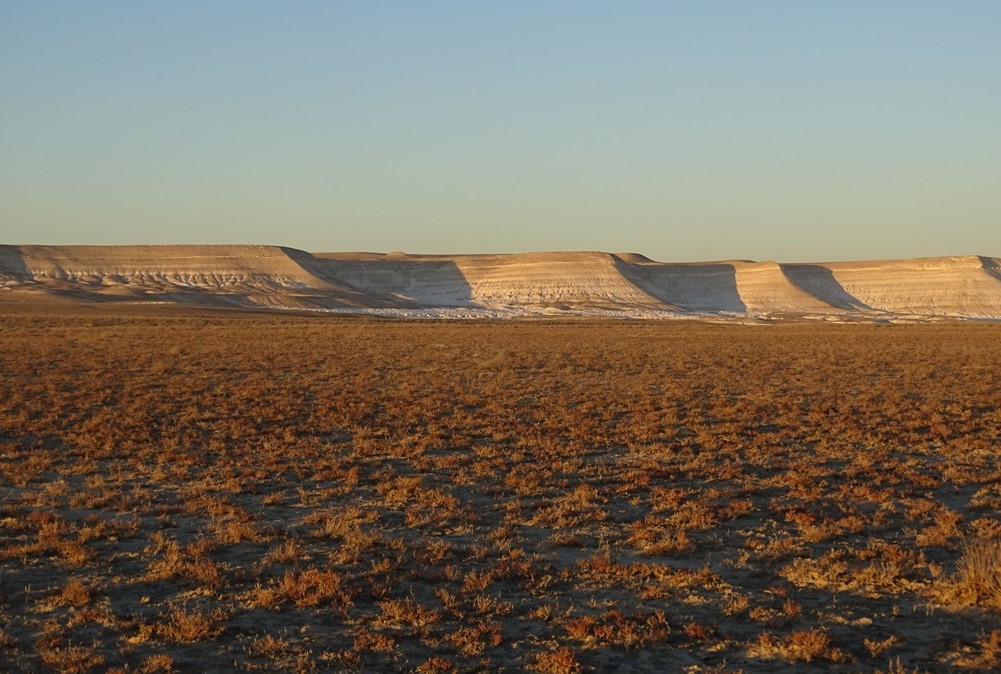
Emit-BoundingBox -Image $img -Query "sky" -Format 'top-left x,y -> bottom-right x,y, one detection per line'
1,1 -> 999,262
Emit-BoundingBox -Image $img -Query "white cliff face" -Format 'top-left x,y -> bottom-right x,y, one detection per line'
456,253 -> 664,309
0,245 -> 403,310
9,245 -> 323,291
315,252 -> 664,309
3,245 -> 1000,320
819,257 -> 1001,318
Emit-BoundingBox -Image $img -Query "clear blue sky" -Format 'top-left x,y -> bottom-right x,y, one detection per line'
2,1 -> 999,261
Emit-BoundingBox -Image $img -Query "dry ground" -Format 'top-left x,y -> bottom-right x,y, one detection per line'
1,303 -> 1000,672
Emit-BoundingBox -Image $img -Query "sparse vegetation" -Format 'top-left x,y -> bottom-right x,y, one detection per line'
0,302 -> 999,671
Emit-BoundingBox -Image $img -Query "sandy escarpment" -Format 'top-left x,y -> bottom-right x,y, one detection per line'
0,245 -> 403,310
3,245 -> 1000,319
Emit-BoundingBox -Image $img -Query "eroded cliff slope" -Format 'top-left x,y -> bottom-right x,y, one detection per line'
2,245 -> 999,319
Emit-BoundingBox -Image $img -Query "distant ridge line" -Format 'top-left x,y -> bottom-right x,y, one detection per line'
1,245 -> 999,321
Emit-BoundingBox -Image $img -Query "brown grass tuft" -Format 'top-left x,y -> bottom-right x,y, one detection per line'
955,537 -> 1001,610
158,606 -> 225,643
531,646 -> 583,674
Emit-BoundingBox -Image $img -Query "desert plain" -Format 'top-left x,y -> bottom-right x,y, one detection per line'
1,292 -> 1000,673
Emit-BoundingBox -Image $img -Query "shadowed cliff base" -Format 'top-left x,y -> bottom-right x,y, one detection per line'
982,256 -> 1001,283
312,254 -> 475,307
613,257 -> 747,313
781,264 -> 876,311
279,247 -> 418,309
0,245 -> 30,281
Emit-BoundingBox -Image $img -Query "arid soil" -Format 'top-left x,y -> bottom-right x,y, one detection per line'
1,303 -> 1000,673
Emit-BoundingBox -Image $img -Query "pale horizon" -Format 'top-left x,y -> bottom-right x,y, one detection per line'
2,2 -> 999,261
1,241 -> 998,266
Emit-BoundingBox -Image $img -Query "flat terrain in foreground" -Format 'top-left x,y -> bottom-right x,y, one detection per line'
1,304 -> 1000,672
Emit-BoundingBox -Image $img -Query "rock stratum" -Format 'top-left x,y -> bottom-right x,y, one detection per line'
2,245 -> 1000,321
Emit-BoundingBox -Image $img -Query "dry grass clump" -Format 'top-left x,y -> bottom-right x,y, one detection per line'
1,305 -> 999,670
248,568 -> 353,610
531,646 -> 583,674
144,534 -> 222,588
749,628 -> 849,664
136,654 -> 176,673
954,537 -> 1001,611
959,629 -> 1001,669
55,579 -> 92,608
562,609 -> 670,649
36,637 -> 107,673
157,606 -> 226,643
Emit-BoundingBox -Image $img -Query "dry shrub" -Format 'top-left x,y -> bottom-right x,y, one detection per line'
250,568 -> 352,609
209,516 -> 259,544
531,485 -> 607,528
405,488 -> 462,527
750,628 -> 849,664
263,537 -> 305,564
955,536 -> 1001,610
864,635 -> 901,658
968,630 -> 1001,669
723,593 -> 750,617
58,579 -> 91,608
158,606 -> 225,642
781,544 -> 935,596
58,540 -> 95,567
138,653 -> 175,673
353,628 -> 397,653
376,476 -> 425,509
446,622 -> 502,656
144,534 -> 221,588
303,507 -> 381,554
470,593 -> 513,618
249,633 -> 292,658
914,507 -> 962,548
36,637 -> 106,673
627,517 -> 692,556
531,646 -> 583,674
970,484 -> 1001,510
562,610 -> 669,649
682,621 -> 717,641
262,491 -> 285,506
414,657 -> 455,673
374,596 -> 441,629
